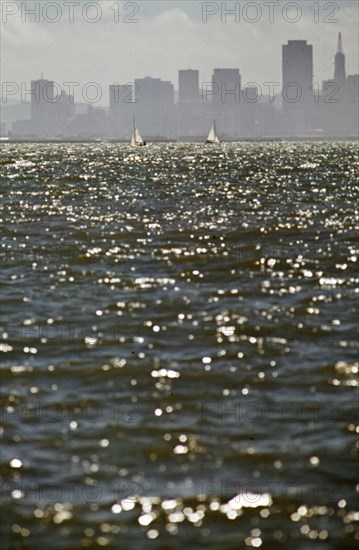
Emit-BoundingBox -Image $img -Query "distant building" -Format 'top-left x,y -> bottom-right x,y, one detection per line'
178,70 -> 199,103
134,77 -> 174,138
31,79 -> 56,136
177,69 -> 207,138
210,69 -> 241,136
240,85 -> 259,137
320,34 -> 355,137
282,40 -> 313,105
54,90 -> 75,136
334,32 -> 346,87
282,40 -> 313,133
333,32 -> 347,111
28,79 -> 78,137
211,69 -> 241,109
8,37 -> 358,141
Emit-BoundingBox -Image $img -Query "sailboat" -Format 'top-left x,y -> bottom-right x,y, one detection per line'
205,120 -> 220,144
130,116 -> 146,147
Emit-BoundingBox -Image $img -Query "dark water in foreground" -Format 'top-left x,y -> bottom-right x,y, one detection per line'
0,142 -> 358,549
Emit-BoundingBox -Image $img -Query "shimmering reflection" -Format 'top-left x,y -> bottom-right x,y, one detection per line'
1,142 -> 358,548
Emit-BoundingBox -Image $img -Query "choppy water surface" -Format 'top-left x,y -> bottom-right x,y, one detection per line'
0,142 -> 358,549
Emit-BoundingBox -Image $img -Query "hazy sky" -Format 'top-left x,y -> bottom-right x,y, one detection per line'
1,0 -> 358,104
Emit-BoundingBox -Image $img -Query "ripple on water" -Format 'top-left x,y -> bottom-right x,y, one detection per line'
0,142 -> 358,548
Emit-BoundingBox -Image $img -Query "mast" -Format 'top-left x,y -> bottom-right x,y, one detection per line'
130,115 -> 136,145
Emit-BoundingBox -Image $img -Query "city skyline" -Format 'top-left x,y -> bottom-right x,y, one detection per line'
2,1 -> 358,104
1,34 -> 358,139
1,32 -> 358,106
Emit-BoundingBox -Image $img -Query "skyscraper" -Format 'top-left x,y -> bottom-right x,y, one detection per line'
282,40 -> 313,114
177,69 -> 205,138
31,79 -> 55,136
134,77 -> 174,137
320,33 -> 350,136
211,69 -> 241,109
334,32 -> 346,86
322,33 -> 347,105
53,90 -> 75,136
179,70 -> 199,103
208,69 -> 241,136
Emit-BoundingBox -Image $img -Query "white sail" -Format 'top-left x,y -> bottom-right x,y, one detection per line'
205,120 -> 220,144
130,117 -> 145,146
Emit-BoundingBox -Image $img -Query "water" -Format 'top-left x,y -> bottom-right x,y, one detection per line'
0,142 -> 358,549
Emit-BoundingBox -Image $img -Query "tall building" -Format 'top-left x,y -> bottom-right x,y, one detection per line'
333,32 -> 347,112
177,69 -> 206,138
282,40 -> 313,111
320,33 -> 350,136
135,77 -> 174,109
211,69 -> 241,109
178,70 -> 199,102
53,90 -> 75,136
241,85 -> 259,137
31,79 -> 55,136
334,32 -> 346,86
282,40 -> 313,134
134,77 -> 174,137
209,69 -> 241,136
